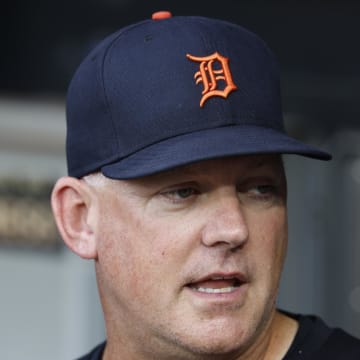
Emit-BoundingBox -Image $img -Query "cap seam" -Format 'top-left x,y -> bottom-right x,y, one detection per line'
106,114 -> 274,164
102,122 -> 274,168
100,20 -> 151,154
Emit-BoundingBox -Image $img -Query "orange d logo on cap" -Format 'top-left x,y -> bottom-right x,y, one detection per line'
186,52 -> 237,107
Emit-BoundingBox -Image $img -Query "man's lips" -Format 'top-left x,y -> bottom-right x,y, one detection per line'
186,273 -> 247,294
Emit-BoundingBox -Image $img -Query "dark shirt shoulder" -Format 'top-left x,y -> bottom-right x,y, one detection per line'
75,342 -> 106,360
284,312 -> 360,359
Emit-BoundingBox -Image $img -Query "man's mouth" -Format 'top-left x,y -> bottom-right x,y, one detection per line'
187,275 -> 244,294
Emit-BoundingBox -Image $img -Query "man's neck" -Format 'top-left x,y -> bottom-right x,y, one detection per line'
263,311 -> 299,360
102,311 -> 298,360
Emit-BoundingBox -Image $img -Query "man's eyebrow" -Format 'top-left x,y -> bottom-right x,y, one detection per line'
247,155 -> 283,169
249,158 -> 272,169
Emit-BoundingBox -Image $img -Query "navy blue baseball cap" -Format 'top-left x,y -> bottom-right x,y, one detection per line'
66,11 -> 331,179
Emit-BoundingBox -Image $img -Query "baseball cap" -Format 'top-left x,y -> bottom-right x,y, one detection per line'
66,11 -> 331,179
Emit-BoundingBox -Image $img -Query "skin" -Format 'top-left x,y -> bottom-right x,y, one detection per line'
52,154 -> 298,360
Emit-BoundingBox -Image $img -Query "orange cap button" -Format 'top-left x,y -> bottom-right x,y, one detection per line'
152,11 -> 172,20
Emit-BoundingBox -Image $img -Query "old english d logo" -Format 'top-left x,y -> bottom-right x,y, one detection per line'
186,52 -> 237,107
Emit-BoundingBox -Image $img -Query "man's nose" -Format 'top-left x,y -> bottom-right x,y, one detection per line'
200,190 -> 249,250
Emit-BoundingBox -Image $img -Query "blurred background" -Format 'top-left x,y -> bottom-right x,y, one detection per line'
1,1 -> 360,359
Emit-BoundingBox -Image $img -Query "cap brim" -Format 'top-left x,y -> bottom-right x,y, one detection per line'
102,125 -> 331,179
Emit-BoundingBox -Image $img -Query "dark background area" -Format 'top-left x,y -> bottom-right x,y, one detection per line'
2,1 -> 360,135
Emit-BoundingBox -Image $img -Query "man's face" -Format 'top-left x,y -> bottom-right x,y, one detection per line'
92,155 -> 288,358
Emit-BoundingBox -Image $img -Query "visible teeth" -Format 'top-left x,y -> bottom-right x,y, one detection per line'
195,287 -> 236,294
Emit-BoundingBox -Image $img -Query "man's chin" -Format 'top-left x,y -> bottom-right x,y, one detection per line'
167,327 -> 250,358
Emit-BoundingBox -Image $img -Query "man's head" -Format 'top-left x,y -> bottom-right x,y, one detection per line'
53,154 -> 288,358
51,11 -> 330,359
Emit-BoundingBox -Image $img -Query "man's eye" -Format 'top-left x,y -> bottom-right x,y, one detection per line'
169,188 -> 196,199
252,185 -> 275,195
162,187 -> 198,202
242,184 -> 278,201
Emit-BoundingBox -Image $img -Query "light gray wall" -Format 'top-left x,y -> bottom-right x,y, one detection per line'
1,248 -> 105,360
0,98 -> 105,360
279,131 -> 360,337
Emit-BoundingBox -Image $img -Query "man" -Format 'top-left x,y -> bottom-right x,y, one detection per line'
51,11 -> 360,359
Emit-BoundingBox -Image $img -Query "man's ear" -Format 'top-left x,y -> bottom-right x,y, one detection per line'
51,176 -> 98,259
